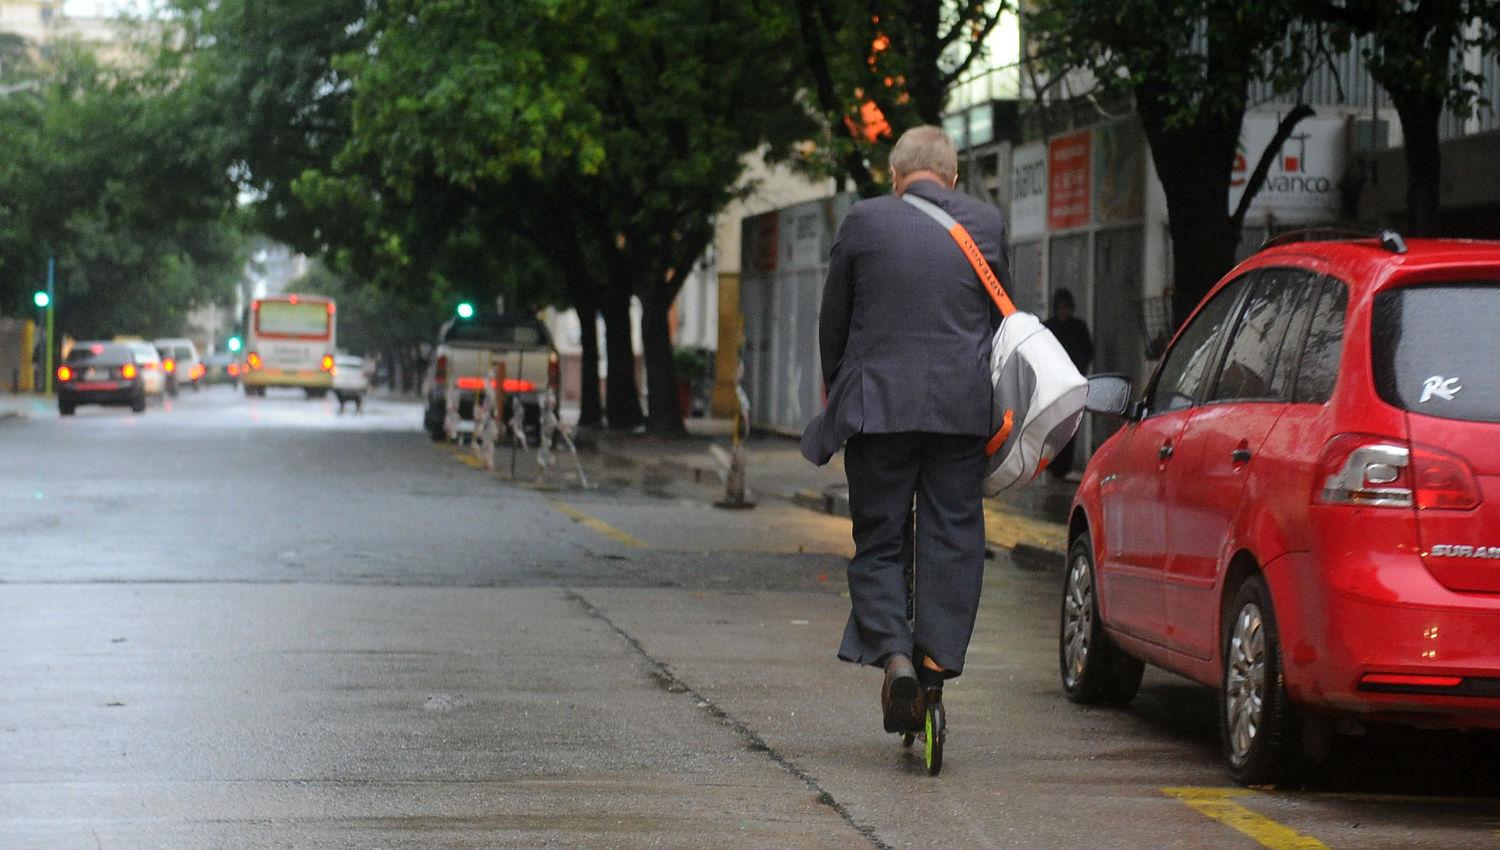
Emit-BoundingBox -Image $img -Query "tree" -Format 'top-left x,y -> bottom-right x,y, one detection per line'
1305,1 -> 1499,235
341,0 -> 814,435
158,0 -> 374,256
0,40 -> 242,337
794,0 -> 1008,197
1028,0 -> 1318,323
161,0 -> 599,414
321,1 -> 627,428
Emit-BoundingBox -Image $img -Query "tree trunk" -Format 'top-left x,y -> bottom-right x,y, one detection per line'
600,284 -> 643,430
907,0 -> 946,125
641,284 -> 686,437
575,291 -> 602,427
1392,90 -> 1444,237
1137,89 -> 1244,327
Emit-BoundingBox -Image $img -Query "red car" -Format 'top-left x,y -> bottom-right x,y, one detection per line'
1061,232 -> 1500,785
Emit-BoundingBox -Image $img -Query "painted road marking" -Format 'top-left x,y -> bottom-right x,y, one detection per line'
981,501 -> 1067,553
550,500 -> 647,549
435,441 -> 489,470
1163,787 -> 1330,850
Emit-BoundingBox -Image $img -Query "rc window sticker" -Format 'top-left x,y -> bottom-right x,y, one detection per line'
1419,375 -> 1462,403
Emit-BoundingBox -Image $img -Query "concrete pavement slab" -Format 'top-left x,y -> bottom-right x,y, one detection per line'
0,583 -> 871,849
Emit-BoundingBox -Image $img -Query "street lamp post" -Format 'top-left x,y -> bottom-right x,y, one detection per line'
32,257 -> 55,395
43,257 -> 55,395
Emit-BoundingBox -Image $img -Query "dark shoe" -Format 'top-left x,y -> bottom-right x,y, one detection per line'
882,654 -> 920,733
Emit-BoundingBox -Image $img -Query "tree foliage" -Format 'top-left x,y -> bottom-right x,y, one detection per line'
0,40 -> 242,339
795,0 -> 1008,196
337,0 -> 814,434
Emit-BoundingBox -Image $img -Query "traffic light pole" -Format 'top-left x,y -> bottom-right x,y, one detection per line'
43,256 -> 55,396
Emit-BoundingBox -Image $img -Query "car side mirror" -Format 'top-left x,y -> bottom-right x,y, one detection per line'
1084,374 -> 1134,418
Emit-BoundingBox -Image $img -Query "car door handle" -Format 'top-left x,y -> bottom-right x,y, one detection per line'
1158,442 -> 1174,460
1231,448 -> 1253,463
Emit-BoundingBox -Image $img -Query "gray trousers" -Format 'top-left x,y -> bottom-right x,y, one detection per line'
837,432 -> 987,677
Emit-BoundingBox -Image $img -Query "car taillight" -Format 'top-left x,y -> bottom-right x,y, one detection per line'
163,358 -> 176,373
57,366 -> 72,382
247,352 -> 262,370
121,363 -> 138,380
547,351 -> 560,391
227,363 -> 239,376
1410,445 -> 1481,510
501,378 -> 534,393
434,355 -> 448,384
321,354 -> 334,372
141,361 -> 157,371
1315,435 -> 1480,511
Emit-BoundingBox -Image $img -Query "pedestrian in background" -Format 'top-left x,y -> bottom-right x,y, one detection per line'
1042,288 -> 1092,482
801,126 -> 1007,737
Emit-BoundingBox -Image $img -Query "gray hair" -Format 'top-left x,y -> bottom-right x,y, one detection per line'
888,126 -> 958,183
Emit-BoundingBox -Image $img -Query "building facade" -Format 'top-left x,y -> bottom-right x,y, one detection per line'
734,14 -> 1499,448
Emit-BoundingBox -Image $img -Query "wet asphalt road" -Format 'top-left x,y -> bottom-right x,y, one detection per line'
2,387 -> 1497,849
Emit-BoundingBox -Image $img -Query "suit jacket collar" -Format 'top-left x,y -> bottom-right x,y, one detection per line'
903,179 -> 953,205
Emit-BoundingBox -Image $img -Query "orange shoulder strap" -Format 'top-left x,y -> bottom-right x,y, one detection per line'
902,193 -> 1016,317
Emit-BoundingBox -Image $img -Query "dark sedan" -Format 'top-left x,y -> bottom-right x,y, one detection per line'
57,342 -> 147,415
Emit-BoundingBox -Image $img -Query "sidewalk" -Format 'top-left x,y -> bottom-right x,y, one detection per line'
592,418 -> 1072,566
0,393 -> 51,422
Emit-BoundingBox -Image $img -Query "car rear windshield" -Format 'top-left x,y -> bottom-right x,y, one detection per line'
1372,282 -> 1500,422
66,343 -> 132,365
444,316 -> 548,347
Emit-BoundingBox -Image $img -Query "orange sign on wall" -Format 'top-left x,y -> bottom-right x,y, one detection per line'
1047,131 -> 1091,230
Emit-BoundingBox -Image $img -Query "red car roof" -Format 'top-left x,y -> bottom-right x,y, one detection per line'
1240,238 -> 1500,293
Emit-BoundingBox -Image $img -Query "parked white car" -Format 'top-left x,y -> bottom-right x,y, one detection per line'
118,340 -> 167,400
332,354 -> 370,413
154,337 -> 205,395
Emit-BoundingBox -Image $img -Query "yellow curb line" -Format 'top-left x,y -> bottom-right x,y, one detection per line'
982,501 -> 1068,555
1162,787 -> 1330,850
550,500 -> 647,549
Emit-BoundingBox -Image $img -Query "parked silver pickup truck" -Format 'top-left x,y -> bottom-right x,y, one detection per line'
422,312 -> 559,443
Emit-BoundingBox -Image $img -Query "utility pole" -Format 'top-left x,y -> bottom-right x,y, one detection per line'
43,256 -> 55,395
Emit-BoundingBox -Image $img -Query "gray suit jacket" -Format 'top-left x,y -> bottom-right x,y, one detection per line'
801,180 -> 1010,465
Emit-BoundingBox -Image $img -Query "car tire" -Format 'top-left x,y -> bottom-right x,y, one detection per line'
1221,573 -> 1305,787
1060,533 -> 1144,705
130,393 -> 146,413
59,402 -> 75,416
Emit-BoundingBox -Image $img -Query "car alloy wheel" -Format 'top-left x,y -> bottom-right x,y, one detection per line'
1225,602 -> 1266,764
1062,553 -> 1094,690
1058,534 -> 1142,705
1219,573 -> 1307,786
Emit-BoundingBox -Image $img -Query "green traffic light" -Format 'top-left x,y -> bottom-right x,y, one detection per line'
456,302 -> 475,319
227,336 -> 242,352
33,291 -> 49,309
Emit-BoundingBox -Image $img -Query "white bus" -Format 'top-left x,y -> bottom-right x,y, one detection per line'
243,293 -> 337,398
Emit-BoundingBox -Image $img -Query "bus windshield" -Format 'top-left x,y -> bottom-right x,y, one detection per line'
257,301 -> 331,337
